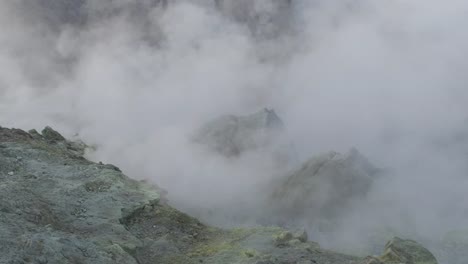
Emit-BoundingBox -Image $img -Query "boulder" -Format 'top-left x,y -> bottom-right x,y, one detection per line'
377,237 -> 438,264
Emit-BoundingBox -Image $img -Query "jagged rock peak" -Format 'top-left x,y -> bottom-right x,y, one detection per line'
243,107 -> 285,129
193,108 -> 296,166
41,126 -> 66,142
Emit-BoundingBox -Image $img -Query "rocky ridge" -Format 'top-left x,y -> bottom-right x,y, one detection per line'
0,125 -> 438,264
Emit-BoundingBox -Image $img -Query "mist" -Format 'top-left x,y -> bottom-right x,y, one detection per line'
1,0 -> 468,262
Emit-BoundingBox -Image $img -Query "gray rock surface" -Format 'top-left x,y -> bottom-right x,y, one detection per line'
0,126 -> 160,263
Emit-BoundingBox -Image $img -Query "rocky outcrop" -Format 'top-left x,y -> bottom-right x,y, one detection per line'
360,237 -> 439,264
194,108 -> 297,166
269,148 -> 380,225
0,126 -> 160,263
0,125 -> 377,264
370,237 -> 438,264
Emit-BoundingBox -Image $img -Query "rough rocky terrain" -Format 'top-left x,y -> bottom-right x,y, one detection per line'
0,125 -> 440,264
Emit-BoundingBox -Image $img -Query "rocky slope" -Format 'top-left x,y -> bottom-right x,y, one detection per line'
0,125 -> 438,264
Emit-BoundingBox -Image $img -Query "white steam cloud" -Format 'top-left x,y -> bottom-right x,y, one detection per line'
1,0 -> 468,262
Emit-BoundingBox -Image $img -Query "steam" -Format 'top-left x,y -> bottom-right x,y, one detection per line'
1,0 -> 468,261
